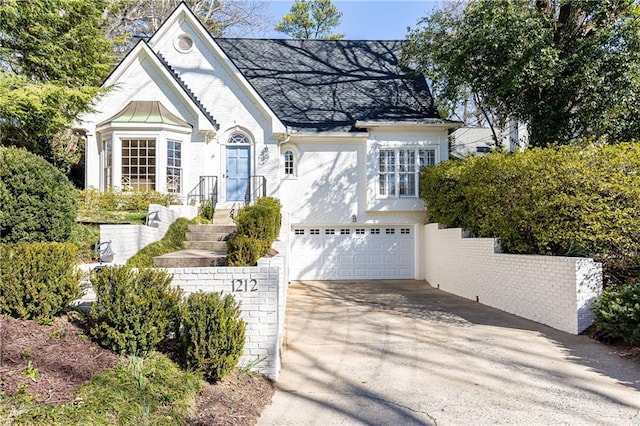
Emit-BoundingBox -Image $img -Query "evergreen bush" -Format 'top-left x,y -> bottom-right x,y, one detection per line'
126,218 -> 192,268
592,282 -> 640,345
226,235 -> 266,266
421,143 -> 640,285
178,291 -> 246,382
0,242 -> 80,323
89,266 -> 183,356
0,146 -> 77,242
78,188 -> 176,211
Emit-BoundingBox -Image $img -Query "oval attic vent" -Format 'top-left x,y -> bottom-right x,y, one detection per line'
176,35 -> 193,52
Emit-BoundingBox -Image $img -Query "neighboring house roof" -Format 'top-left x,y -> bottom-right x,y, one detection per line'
98,100 -> 191,128
215,39 -> 441,132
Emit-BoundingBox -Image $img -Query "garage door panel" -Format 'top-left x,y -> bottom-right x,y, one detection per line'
290,226 -> 415,280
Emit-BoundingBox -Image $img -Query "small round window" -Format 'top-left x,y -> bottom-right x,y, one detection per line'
175,34 -> 193,53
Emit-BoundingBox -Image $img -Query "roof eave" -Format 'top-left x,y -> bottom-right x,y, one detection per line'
355,120 -> 463,130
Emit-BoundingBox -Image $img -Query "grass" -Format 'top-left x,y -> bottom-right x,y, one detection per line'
71,210 -> 147,263
126,217 -> 209,268
1,353 -> 201,425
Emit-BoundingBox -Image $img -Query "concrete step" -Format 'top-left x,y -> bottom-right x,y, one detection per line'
188,224 -> 236,234
184,240 -> 228,250
185,231 -> 233,241
154,249 -> 227,268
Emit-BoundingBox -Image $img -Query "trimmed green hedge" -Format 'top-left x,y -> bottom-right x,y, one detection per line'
89,266 -> 183,356
178,292 -> 246,382
78,188 -> 178,211
0,146 -> 78,243
0,242 -> 80,323
421,143 -> 640,285
591,281 -> 640,345
228,197 -> 282,266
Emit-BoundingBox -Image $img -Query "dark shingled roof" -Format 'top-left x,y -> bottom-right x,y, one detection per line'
215,39 -> 440,132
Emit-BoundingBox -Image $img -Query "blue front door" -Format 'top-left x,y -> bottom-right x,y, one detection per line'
226,146 -> 250,201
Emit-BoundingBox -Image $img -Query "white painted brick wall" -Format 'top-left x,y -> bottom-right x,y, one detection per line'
167,255 -> 285,381
100,204 -> 197,265
424,223 -> 602,334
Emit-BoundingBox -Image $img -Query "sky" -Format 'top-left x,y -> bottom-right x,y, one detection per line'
258,1 -> 442,40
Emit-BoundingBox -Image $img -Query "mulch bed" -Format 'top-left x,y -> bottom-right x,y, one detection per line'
0,316 -> 274,425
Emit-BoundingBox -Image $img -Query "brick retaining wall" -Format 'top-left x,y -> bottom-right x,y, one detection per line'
424,223 -> 602,334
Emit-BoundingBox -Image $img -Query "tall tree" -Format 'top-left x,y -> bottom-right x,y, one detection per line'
275,0 -> 345,40
0,0 -> 114,168
404,0 -> 640,147
104,0 -> 270,40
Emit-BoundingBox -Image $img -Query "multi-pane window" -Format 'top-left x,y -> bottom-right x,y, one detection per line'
228,133 -> 250,144
294,229 -> 305,235
371,228 -> 380,234
103,140 -> 112,190
167,140 -> 182,193
284,150 -> 294,175
310,229 -> 320,235
122,139 -> 156,191
325,229 -> 335,235
379,148 -> 436,197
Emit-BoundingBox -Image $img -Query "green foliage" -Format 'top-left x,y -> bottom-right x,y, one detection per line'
8,352 -> 201,425
592,282 -> 640,345
421,143 -> 640,285
78,188 -> 177,211
199,199 -> 214,220
275,0 -> 344,39
226,236 -> 267,267
0,147 -> 78,243
228,197 -> 282,266
178,292 -> 246,382
126,218 -> 193,268
404,0 -> 640,146
89,266 -> 183,356
235,197 -> 282,244
0,242 -> 80,323
0,0 -> 114,155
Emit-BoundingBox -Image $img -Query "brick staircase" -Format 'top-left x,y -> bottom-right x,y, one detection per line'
153,209 -> 235,268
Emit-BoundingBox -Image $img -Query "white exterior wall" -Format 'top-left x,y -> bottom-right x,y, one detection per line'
100,204 -> 197,264
167,256 -> 285,381
424,223 -> 602,334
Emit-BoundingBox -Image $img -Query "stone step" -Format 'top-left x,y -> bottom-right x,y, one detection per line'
188,224 -> 236,234
184,240 -> 228,251
185,231 -> 233,241
153,250 -> 227,268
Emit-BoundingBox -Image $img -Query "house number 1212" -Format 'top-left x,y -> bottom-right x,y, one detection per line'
232,279 -> 258,292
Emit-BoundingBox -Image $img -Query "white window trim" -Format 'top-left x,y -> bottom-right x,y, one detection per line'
377,146 -> 438,199
280,143 -> 299,178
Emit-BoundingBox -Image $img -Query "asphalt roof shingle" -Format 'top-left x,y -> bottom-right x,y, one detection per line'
215,39 -> 440,132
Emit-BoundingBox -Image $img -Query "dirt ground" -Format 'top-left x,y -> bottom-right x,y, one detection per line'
0,316 -> 274,425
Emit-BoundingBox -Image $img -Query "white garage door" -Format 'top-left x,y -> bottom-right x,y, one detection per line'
290,225 -> 415,280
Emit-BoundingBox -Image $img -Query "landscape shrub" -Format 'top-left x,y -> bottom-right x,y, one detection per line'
421,143 -> 640,285
199,199 -> 213,220
178,291 -> 246,382
78,187 -> 177,211
0,146 -> 78,243
226,235 -> 266,267
234,197 -> 282,244
89,266 -> 183,356
592,281 -> 640,345
0,242 -> 80,323
228,197 -> 282,265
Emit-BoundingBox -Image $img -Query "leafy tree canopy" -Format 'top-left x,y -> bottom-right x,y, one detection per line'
404,0 -> 640,147
275,0 -> 345,40
0,0 -> 114,167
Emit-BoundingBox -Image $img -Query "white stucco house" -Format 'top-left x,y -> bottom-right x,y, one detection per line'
79,3 -> 461,281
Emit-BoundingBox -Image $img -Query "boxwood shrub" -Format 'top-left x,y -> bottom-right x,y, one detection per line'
178,291 -> 246,382
0,146 -> 78,242
89,266 -> 183,356
0,242 -> 81,323
591,281 -> 640,345
421,143 -> 640,285
228,197 -> 282,266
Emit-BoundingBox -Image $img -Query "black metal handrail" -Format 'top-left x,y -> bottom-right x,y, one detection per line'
186,176 -> 218,206
244,175 -> 266,206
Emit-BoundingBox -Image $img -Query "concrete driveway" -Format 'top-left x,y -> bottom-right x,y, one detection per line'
258,280 -> 640,425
